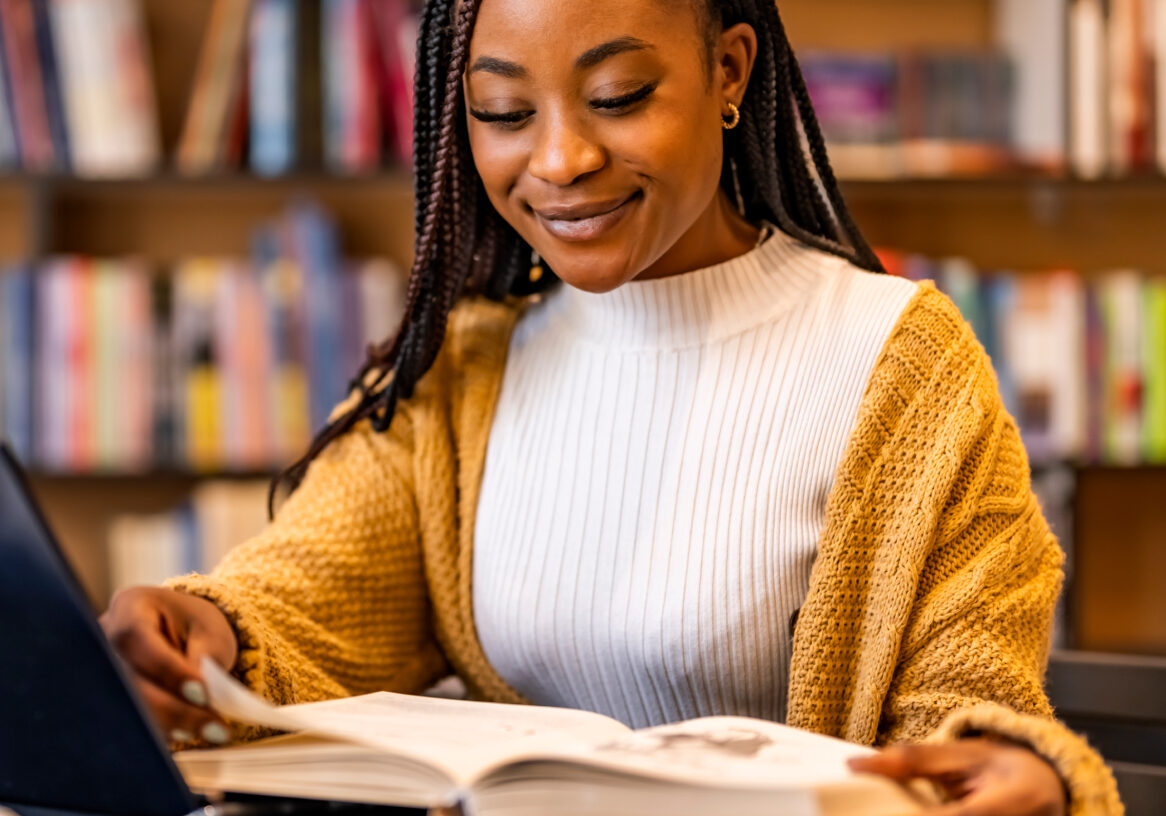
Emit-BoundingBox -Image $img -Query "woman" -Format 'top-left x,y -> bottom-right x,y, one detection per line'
102,0 -> 1120,813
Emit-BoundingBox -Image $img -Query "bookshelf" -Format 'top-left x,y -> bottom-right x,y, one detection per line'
1,0 -> 1164,660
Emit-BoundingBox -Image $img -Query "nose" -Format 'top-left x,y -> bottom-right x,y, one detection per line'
526,114 -> 606,186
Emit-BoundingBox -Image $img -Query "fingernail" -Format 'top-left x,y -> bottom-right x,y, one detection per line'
201,722 -> 230,744
170,729 -> 194,743
181,679 -> 208,707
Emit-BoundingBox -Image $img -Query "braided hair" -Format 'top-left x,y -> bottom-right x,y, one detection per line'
270,0 -> 884,510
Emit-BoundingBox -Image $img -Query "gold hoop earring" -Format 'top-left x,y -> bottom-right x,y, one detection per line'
721,102 -> 740,130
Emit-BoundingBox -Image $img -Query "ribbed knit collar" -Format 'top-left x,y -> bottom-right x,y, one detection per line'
555,227 -> 836,351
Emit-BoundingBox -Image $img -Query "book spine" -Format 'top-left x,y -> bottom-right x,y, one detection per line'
150,272 -> 176,467
91,259 -> 120,469
0,266 -> 34,461
996,0 -> 1066,169
288,202 -> 344,431
249,0 -> 296,175
69,256 -> 94,471
29,0 -> 68,169
1100,271 -> 1144,464
1142,277 -> 1166,462
254,225 -> 310,463
1070,0 -> 1108,178
234,264 -> 272,468
173,259 -> 224,471
1108,0 -> 1154,173
0,0 -> 56,170
0,10 -> 19,166
107,0 -> 162,176
1154,0 -> 1166,173
177,0 -> 253,174
120,261 -> 154,471
35,259 -> 72,469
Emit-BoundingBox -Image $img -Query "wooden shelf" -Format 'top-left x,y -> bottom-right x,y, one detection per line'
0,169 -> 411,187
841,176 -> 1166,273
779,0 -> 995,51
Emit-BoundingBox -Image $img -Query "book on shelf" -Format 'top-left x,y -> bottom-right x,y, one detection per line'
181,0 -> 418,176
107,479 -> 269,595
173,659 -> 936,816
177,0 -> 252,174
1145,277 -> 1166,462
1069,0 -> 1107,179
0,0 -> 57,171
1098,271 -> 1145,465
0,0 -> 160,176
1070,0 -> 1166,176
800,48 -> 1017,179
0,265 -> 34,461
0,203 -> 407,475
995,0 -> 1066,172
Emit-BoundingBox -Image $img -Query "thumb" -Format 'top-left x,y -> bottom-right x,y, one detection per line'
849,748 -> 918,783
183,621 -> 237,679
849,744 -> 976,783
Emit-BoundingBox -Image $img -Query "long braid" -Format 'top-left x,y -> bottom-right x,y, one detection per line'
272,0 -> 884,511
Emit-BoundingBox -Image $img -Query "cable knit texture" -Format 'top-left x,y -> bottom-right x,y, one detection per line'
167,283 -> 1122,815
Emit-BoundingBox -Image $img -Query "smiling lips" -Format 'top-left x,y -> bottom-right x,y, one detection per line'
533,192 -> 640,242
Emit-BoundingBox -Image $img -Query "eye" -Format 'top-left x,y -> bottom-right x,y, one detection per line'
468,108 -> 533,130
590,81 -> 659,112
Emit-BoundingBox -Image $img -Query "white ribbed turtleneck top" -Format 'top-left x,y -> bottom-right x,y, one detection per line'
472,229 -> 918,728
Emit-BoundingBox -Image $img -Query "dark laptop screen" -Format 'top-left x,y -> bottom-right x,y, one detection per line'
0,444 -> 195,816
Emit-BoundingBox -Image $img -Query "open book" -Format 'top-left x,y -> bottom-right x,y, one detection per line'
176,659 -> 937,816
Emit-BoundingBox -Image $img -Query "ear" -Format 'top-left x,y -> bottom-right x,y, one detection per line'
716,23 -> 758,107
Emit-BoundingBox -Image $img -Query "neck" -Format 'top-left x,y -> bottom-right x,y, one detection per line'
635,188 -> 760,281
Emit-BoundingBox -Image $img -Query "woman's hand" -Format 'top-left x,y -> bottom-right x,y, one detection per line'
848,738 -> 1067,816
100,586 -> 238,745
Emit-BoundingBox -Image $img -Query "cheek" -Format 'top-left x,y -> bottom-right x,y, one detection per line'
467,126 -> 528,215
610,103 -> 724,207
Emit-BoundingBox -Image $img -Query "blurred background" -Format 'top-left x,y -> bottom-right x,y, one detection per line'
0,0 -> 1162,811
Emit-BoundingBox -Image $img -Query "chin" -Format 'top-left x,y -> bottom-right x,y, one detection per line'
550,260 -> 639,294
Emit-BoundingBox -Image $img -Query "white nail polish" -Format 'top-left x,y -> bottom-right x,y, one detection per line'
181,679 -> 208,707
201,722 -> 230,744
170,729 -> 194,743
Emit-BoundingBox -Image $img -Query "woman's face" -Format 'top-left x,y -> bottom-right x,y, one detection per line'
464,0 -> 756,293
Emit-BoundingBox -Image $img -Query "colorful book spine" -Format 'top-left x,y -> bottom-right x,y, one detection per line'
0,266 -> 34,461
249,0 -> 297,175
1142,277 -> 1166,463
29,0 -> 68,168
1099,271 -> 1144,464
0,0 -> 55,169
0,15 -> 19,166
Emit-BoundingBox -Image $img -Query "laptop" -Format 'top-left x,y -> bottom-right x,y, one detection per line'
0,442 -> 409,816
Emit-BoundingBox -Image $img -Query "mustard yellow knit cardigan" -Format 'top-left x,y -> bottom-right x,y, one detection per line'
170,283 -> 1122,814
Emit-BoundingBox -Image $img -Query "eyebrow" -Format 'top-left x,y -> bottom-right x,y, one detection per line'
574,36 -> 653,71
467,36 -> 654,79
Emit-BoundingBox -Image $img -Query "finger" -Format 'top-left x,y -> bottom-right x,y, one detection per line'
184,621 -> 237,677
109,616 -> 207,706
849,744 -> 983,784
133,674 -> 231,744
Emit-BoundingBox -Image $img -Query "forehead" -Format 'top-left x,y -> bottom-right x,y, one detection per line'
469,0 -> 704,64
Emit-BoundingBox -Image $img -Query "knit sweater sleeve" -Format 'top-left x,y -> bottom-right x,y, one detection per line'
860,285 -> 1120,814
164,403 -> 448,709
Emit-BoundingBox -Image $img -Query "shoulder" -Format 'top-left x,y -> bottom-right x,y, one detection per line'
852,281 -> 1005,454
869,281 -> 993,393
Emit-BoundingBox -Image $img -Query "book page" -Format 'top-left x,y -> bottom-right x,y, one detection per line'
538,715 -> 876,788
470,717 -> 935,815
200,658 -> 631,784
